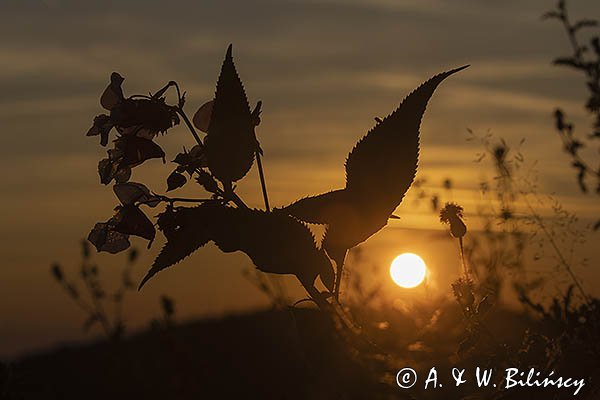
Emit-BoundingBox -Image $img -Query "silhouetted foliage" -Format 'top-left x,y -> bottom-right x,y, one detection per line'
280,65 -> 468,298
544,0 -> 600,229
51,241 -> 176,342
83,44 -> 465,307
51,241 -> 139,340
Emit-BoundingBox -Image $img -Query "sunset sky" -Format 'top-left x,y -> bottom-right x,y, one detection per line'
1,0 -> 599,358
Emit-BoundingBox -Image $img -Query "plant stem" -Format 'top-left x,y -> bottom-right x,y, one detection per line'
255,150 -> 270,212
458,237 -> 470,278
81,264 -> 113,339
222,181 -> 249,210
176,107 -> 204,148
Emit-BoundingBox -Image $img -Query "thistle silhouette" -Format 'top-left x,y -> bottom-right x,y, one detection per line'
84,43 -> 467,308
279,66 -> 468,299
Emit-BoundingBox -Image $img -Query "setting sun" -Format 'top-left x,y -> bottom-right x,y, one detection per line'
390,253 -> 427,288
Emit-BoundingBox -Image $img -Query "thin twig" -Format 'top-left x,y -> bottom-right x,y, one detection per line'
176,108 -> 204,148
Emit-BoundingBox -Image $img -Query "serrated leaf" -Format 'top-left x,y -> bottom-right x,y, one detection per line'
282,67 -> 467,262
345,65 -> 469,202
205,44 -> 256,183
280,190 -> 349,225
212,207 -> 334,289
141,203 -> 334,291
140,204 -> 217,288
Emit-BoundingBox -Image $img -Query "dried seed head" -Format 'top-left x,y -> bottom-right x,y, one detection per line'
439,202 -> 467,238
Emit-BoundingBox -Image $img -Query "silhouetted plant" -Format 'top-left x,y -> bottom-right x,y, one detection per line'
150,295 -> 176,331
83,44 -> 467,311
51,240 -> 140,341
543,0 -> 600,229
281,66 -> 468,300
439,202 -> 498,356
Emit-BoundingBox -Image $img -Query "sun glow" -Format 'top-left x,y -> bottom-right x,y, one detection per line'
390,253 -> 427,288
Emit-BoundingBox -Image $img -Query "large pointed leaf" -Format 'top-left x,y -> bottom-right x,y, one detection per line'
205,44 -> 256,183
345,65 -> 469,205
141,203 -> 334,291
213,208 -> 334,290
280,67 -> 467,262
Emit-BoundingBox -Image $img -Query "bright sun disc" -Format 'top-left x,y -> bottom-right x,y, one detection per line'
390,253 -> 427,288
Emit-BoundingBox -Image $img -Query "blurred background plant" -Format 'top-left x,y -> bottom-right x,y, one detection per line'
50,240 -> 176,342
544,0 -> 600,230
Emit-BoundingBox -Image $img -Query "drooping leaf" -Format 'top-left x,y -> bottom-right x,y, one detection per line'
114,182 -> 160,207
88,222 -> 131,254
113,205 -> 156,243
86,114 -> 114,146
212,207 -> 334,290
98,158 -> 116,185
192,100 -> 214,132
116,136 -> 166,167
205,44 -> 256,183
166,171 -> 187,191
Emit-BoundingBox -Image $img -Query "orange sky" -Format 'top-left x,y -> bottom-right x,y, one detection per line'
1,0 -> 599,358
